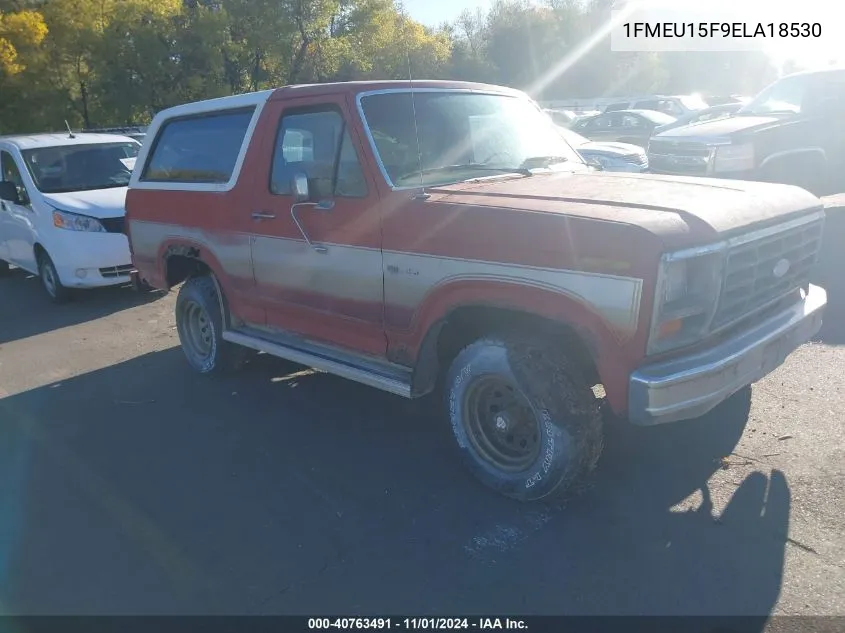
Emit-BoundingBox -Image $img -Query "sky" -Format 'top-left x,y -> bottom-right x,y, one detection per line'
402,0 -> 841,70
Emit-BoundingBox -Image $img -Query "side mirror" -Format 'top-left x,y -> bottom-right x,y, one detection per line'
291,173 -> 309,202
0,181 -> 20,204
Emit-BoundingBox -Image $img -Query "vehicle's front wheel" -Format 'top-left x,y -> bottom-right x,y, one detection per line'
175,275 -> 248,374
37,251 -> 71,303
446,337 -> 603,503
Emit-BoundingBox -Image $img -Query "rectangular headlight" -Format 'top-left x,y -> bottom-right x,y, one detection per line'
713,143 -> 754,173
647,244 -> 726,355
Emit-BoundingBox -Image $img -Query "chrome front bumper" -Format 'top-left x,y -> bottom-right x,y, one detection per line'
629,284 -> 827,425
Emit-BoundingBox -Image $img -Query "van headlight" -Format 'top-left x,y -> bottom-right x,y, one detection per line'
713,143 -> 754,173
52,208 -> 106,233
647,245 -> 726,355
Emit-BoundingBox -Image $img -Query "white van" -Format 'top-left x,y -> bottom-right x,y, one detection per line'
0,132 -> 141,302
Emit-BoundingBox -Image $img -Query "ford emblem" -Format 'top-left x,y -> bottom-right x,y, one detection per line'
773,258 -> 790,278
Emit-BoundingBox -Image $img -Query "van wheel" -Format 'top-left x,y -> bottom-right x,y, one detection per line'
38,251 -> 71,304
446,337 -> 603,503
175,275 -> 247,374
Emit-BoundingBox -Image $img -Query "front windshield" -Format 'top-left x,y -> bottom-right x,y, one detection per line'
557,127 -> 590,147
680,95 -> 709,111
21,142 -> 140,193
359,91 -> 583,188
738,74 -> 810,116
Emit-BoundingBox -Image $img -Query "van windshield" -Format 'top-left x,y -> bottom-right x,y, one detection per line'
359,91 -> 583,188
21,142 -> 140,193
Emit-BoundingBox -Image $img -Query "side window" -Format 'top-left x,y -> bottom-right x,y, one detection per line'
270,107 -> 367,199
605,102 -> 628,112
660,100 -> 685,116
586,115 -> 610,130
620,114 -> 644,128
1,151 -> 23,185
1,151 -> 29,202
141,107 -> 255,184
633,100 -> 659,110
805,76 -> 845,115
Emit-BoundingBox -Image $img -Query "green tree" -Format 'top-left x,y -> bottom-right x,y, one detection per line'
0,7 -> 46,76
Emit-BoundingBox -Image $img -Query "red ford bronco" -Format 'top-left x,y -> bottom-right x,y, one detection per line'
126,80 -> 827,502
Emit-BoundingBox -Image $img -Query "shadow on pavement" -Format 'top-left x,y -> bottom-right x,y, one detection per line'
0,348 -> 787,622
0,268 -> 163,344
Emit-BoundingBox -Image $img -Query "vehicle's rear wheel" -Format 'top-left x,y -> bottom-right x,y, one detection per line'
37,251 -> 71,304
175,275 -> 249,374
446,336 -> 604,503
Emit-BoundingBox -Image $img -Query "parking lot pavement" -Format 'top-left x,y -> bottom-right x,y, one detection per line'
0,266 -> 843,618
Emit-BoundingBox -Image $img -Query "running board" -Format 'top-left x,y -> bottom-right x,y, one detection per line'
222,329 -> 412,398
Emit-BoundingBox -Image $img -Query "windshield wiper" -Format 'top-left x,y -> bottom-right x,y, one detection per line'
398,163 -> 532,182
519,155 -> 570,168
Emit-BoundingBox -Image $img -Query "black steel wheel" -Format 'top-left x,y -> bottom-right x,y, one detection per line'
175,275 -> 247,374
446,336 -> 603,503
463,375 -> 541,473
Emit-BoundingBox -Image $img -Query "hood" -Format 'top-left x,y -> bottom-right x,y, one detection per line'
427,171 -> 821,246
652,115 -> 783,140
41,187 -> 128,219
579,141 -> 643,156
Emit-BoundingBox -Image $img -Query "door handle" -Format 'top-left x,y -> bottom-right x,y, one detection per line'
251,211 -> 276,220
291,200 -> 334,254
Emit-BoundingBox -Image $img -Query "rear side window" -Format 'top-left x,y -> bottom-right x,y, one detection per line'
633,100 -> 659,110
141,108 -> 255,184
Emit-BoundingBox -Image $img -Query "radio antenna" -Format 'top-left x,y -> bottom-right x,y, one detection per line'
397,0 -> 429,200
64,120 -> 76,139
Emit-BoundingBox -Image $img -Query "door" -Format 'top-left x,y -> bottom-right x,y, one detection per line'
0,150 -> 37,272
248,95 -> 386,356
616,113 -> 652,147
580,113 -> 618,141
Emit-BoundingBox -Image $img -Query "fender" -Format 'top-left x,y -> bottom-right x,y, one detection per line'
397,278 -> 644,413
158,238 -> 234,329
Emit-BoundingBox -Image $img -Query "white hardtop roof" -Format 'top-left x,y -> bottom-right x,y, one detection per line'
152,89 -> 274,121
0,132 -> 139,151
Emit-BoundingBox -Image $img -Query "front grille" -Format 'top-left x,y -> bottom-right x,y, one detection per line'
647,141 -> 712,175
99,264 -> 134,278
648,155 -> 708,175
647,140 -> 711,157
711,216 -> 823,330
99,217 -> 125,234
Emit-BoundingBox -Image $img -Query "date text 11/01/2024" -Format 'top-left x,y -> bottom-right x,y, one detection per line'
308,618 -> 528,630
622,22 -> 822,38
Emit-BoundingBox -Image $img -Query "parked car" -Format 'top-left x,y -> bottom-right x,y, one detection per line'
556,126 -> 648,172
651,103 -> 744,136
83,126 -> 148,143
544,108 -> 578,127
571,109 -> 677,148
705,94 -> 750,106
0,132 -> 141,302
648,68 -> 845,195
603,94 -> 709,117
126,80 -> 827,503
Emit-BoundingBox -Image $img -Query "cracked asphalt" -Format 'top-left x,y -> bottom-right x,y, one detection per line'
0,211 -> 842,617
